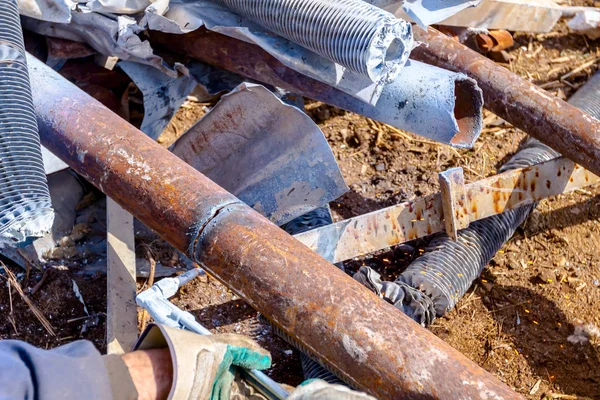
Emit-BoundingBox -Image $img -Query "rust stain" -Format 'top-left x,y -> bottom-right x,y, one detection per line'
492,189 -> 502,213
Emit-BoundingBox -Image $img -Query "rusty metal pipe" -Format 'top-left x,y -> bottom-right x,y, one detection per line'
28,54 -> 520,399
410,26 -> 600,178
149,29 -> 482,148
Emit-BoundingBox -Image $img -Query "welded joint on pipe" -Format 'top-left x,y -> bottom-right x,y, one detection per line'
187,200 -> 245,261
439,167 -> 469,239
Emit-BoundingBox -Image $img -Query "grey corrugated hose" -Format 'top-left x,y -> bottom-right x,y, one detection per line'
0,0 -> 54,246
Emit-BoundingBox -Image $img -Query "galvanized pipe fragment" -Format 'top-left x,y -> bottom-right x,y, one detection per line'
28,54 -> 521,400
149,29 -> 483,148
216,0 -> 413,83
411,26 -> 600,177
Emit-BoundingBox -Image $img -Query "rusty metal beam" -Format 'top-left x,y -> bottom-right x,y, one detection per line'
410,26 -> 600,178
296,156 -> 599,263
149,29 -> 482,148
27,54 -> 520,399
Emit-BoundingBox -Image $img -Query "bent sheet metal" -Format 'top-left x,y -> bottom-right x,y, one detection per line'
170,83 -> 348,226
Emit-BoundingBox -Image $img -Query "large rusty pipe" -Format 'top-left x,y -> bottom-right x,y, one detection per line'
410,26 -> 600,177
149,29 -> 482,148
28,54 -> 520,399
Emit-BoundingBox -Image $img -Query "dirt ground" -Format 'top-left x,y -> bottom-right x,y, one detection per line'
1,15 -> 600,400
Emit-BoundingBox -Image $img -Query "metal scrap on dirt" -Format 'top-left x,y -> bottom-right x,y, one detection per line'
1,0 -> 600,399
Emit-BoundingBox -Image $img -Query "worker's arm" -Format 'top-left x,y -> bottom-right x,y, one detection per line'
0,339 -> 140,400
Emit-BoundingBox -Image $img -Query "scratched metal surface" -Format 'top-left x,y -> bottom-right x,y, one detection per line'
295,157 -> 600,263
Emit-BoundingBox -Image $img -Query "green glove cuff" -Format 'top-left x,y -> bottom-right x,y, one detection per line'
211,344 -> 272,400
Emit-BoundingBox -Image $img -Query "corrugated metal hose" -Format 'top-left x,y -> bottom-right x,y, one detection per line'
216,0 -> 413,83
0,0 -> 53,246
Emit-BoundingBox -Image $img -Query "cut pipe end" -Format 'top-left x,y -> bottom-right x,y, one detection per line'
450,77 -> 484,148
368,18 -> 413,83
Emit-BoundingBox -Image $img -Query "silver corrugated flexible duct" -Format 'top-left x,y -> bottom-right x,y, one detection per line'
0,0 -> 53,246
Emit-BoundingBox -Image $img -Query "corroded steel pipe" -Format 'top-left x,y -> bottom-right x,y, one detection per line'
149,29 -> 482,148
28,54 -> 520,399
411,26 -> 600,178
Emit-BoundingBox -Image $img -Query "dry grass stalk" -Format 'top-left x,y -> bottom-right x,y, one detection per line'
31,269 -> 50,296
7,282 -> 17,335
2,263 -> 55,336
561,57 -> 600,81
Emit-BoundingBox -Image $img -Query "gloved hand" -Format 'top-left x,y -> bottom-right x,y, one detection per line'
133,323 -> 271,400
287,380 -> 377,400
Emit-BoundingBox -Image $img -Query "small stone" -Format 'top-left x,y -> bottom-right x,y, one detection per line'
395,244 -> 416,255
283,350 -> 293,356
593,279 -> 599,287
375,163 -> 386,171
315,107 -> 330,122
558,256 -> 568,268
571,207 -> 581,215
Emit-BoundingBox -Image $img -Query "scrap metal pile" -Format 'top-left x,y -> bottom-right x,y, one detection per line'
2,0 -> 600,398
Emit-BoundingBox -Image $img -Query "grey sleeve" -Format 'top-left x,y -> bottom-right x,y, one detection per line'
0,339 -> 114,400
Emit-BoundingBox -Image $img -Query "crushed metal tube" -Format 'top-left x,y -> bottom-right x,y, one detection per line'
20,0 -> 482,113
151,30 -> 484,148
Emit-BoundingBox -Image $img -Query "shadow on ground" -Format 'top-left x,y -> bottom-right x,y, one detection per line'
483,283 -> 600,397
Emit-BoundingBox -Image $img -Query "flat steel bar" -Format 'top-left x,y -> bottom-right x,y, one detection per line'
106,198 -> 137,354
410,26 -> 600,178
28,54 -> 520,400
296,156 -> 599,263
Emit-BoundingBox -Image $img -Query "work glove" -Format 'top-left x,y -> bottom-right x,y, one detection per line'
287,380 -> 377,400
133,323 -> 271,400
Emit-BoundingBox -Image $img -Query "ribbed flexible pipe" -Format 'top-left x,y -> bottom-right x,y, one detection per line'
0,0 -> 53,245
216,0 -> 413,83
